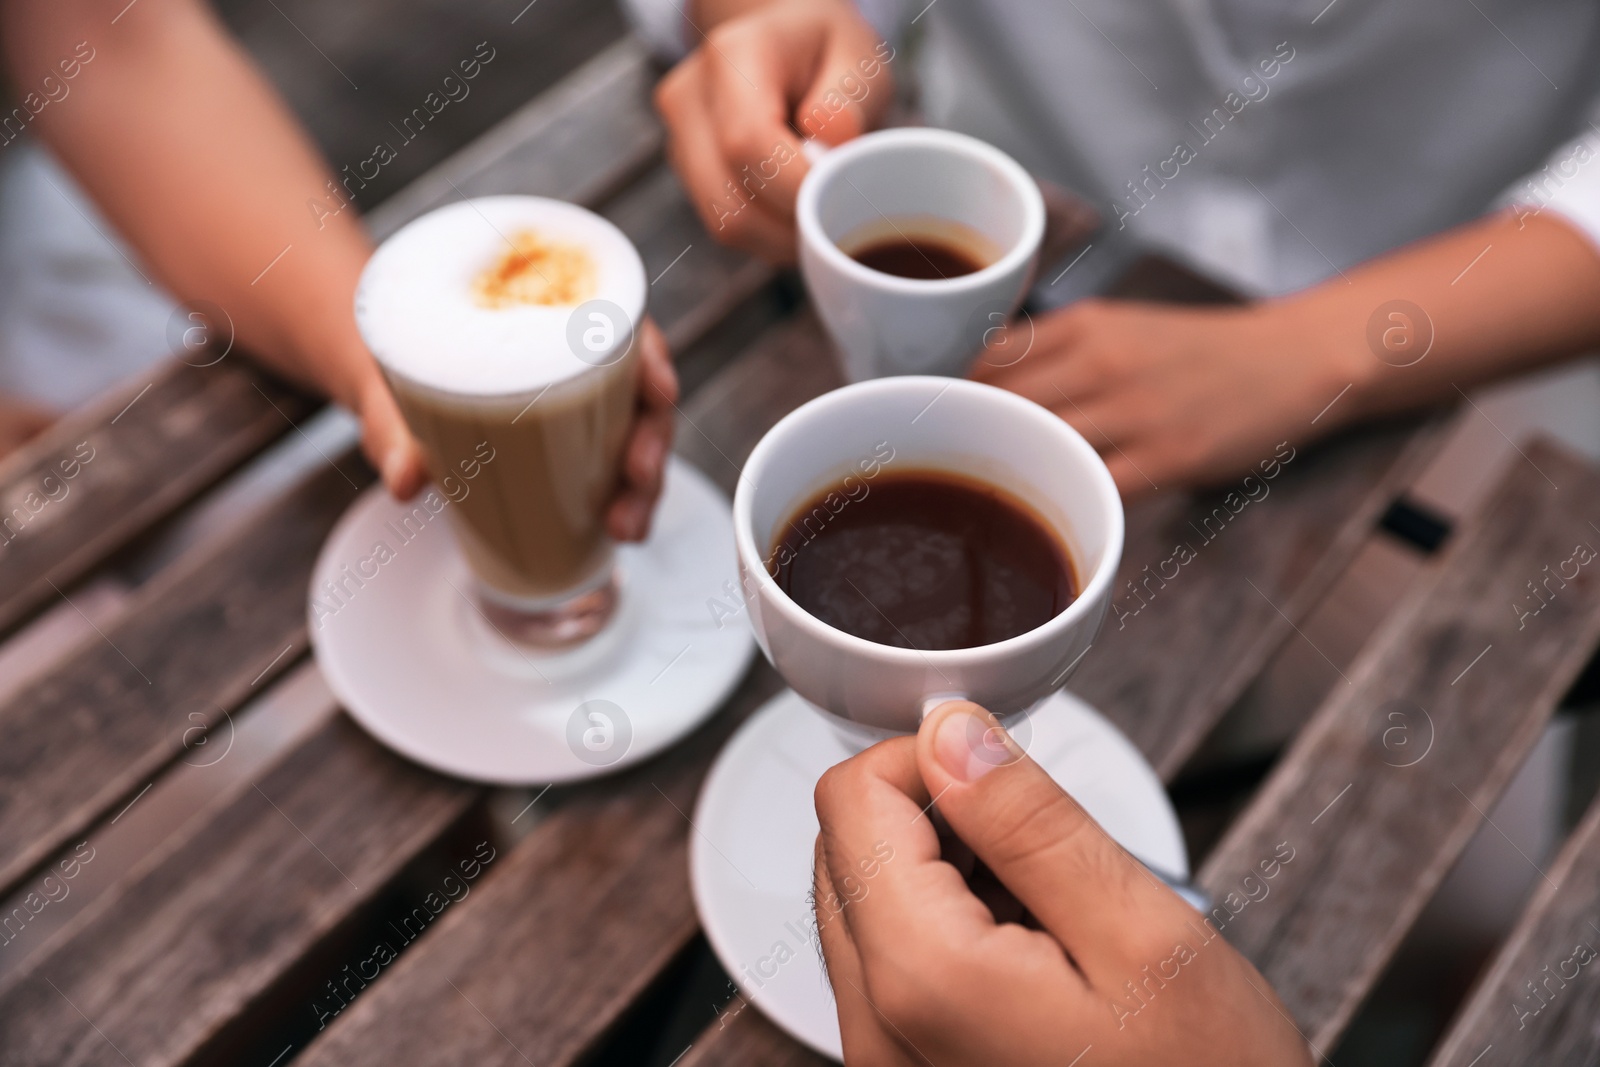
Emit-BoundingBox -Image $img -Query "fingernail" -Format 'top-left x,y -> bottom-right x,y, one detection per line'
934,704 -> 1019,782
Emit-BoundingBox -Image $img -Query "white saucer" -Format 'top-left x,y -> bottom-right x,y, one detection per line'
690,688 -> 1188,1061
308,457 -> 755,784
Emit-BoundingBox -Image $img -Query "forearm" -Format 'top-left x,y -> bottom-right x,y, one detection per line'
3,0 -> 375,406
1278,211 -> 1600,426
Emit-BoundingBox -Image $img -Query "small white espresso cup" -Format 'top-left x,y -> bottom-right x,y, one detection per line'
732,377 -> 1122,743
796,128 -> 1046,381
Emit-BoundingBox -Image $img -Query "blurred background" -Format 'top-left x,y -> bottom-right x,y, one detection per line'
0,3 -> 1596,1065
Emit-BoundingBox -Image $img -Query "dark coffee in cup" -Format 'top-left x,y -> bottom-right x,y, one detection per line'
849,235 -> 985,279
767,469 -> 1077,651
840,217 -> 997,281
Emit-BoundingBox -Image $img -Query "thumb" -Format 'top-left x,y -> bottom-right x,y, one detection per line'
916,700 -> 1198,988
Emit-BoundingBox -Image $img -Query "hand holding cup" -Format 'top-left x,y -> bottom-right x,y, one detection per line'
812,700 -> 1314,1067
654,0 -> 895,263
356,195 -> 674,646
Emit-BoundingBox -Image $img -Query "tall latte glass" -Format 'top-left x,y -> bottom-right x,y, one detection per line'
356,196 -> 646,648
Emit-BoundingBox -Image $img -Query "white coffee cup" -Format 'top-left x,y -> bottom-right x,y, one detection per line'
732,376 -> 1122,743
796,128 -> 1046,381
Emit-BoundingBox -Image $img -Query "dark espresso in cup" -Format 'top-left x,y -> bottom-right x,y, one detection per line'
768,469 -> 1076,651
840,217 -> 997,281
850,235 -> 984,279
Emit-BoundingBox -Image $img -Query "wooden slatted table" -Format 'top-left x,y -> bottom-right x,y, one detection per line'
2,30 -> 1599,1067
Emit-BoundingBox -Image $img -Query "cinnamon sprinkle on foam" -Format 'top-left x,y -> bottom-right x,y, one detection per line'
472,229 -> 596,308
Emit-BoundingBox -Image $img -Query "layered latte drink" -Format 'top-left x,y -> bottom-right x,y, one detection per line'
356,196 -> 646,646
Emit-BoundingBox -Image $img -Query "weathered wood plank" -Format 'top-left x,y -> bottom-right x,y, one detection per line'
363,38 -> 663,241
679,1009 -> 830,1067
1197,439 -> 1600,1054
672,311 -> 845,496
0,714 -> 474,1067
1080,416 -> 1445,779
296,663 -> 786,1067
0,361 -> 317,638
0,455 -> 366,899
1426,788 -> 1600,1066
217,0 -> 627,208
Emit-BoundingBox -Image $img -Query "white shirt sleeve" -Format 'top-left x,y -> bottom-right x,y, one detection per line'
617,0 -> 911,62
1498,124 -> 1600,251
618,0 -> 690,60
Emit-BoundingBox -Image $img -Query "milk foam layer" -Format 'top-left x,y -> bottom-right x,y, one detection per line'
356,196 -> 646,397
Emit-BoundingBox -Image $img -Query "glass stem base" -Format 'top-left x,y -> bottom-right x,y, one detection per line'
475,570 -> 619,650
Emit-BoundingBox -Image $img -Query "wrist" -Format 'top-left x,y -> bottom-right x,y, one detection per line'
1258,288 -> 1385,431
